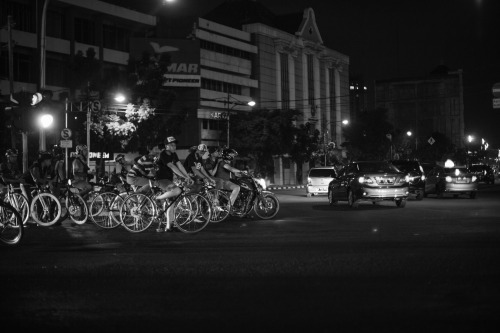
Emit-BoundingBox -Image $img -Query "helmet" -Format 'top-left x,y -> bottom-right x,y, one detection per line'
51,145 -> 63,158
5,149 -> 18,157
76,144 -> 88,155
222,148 -> 238,161
115,154 -> 125,163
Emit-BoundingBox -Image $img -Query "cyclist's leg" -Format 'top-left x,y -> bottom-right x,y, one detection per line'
225,181 -> 240,206
126,176 -> 150,194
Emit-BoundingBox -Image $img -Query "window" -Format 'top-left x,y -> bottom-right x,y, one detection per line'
280,53 -> 290,110
1,1 -> 36,33
103,24 -> 130,51
328,68 -> 336,112
47,57 -> 68,86
201,78 -> 242,95
46,10 -> 65,39
14,52 -> 36,83
307,54 -> 315,107
200,40 -> 251,60
74,17 -> 95,45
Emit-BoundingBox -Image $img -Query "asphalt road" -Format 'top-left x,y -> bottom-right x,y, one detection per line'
2,184 -> 500,332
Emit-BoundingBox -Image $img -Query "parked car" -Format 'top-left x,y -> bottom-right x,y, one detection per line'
424,160 -> 478,198
327,161 -> 409,208
306,166 -> 337,197
469,164 -> 495,185
390,160 -> 426,200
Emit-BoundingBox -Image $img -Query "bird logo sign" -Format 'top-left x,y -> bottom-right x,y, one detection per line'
149,42 -> 179,54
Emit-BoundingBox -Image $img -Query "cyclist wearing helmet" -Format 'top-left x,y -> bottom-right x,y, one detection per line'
72,144 -> 92,197
214,148 -> 243,206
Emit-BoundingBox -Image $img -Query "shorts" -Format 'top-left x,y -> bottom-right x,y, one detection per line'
215,178 -> 237,191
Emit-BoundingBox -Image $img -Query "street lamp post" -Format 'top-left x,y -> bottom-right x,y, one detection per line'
467,135 -> 474,168
223,93 -> 255,148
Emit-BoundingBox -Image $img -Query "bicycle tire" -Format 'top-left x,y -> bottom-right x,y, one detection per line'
66,194 -> 88,225
206,189 -> 231,223
5,192 -> 30,225
0,201 -> 23,245
120,193 -> 156,233
90,192 -> 122,229
174,193 -> 211,233
30,192 -> 62,226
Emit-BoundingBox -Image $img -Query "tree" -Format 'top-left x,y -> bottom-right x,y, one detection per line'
343,108 -> 393,161
289,122 -> 320,184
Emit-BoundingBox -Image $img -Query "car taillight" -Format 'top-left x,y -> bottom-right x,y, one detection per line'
307,177 -> 312,185
445,176 -> 452,182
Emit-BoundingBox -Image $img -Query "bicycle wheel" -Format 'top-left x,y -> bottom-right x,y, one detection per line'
90,192 -> 123,229
5,193 -> 30,225
174,193 -> 211,233
30,193 -> 62,226
206,189 -> 231,223
0,201 -> 23,245
120,193 -> 156,233
66,194 -> 88,225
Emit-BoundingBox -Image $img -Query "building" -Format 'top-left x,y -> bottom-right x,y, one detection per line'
202,1 -> 350,184
375,67 -> 465,149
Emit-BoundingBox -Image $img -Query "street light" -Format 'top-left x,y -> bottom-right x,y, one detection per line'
222,93 -> 255,148
38,114 -> 53,151
324,119 -> 349,165
466,135 -> 474,168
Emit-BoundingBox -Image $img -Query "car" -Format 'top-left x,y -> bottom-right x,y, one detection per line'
390,160 -> 426,200
469,164 -> 495,185
424,160 -> 478,198
306,166 -> 338,197
327,161 -> 409,208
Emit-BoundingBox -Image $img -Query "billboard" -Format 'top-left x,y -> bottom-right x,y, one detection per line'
129,38 -> 201,87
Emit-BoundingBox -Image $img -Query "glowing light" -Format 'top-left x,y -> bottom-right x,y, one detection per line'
114,93 -> 126,103
444,159 -> 455,168
39,114 -> 53,128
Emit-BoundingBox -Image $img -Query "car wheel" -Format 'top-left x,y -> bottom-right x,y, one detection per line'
470,192 -> 477,199
395,198 -> 407,208
348,190 -> 358,208
328,190 -> 337,206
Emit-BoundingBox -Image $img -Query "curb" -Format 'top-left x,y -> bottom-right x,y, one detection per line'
266,185 -> 305,191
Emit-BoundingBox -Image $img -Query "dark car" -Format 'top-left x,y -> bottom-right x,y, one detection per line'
327,161 -> 409,208
424,161 -> 478,198
469,164 -> 495,185
390,160 -> 426,200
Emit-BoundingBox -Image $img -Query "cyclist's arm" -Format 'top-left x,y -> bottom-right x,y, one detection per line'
167,161 -> 190,179
223,163 -> 242,174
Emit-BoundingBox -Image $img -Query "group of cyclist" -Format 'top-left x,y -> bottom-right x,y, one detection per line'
1,137 -> 244,228
116,136 -> 243,228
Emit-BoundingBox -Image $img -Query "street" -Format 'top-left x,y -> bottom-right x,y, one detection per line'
2,184 -> 500,332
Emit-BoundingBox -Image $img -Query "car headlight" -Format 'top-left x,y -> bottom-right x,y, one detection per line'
472,176 -> 477,182
445,176 -> 452,182
358,176 -> 374,184
421,175 -> 426,181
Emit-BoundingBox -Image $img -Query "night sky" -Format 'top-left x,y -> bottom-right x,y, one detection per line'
110,0 -> 500,148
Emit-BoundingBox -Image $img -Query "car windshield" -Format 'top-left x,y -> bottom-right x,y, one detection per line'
392,161 -> 420,172
443,168 -> 469,175
357,162 -> 399,173
309,169 -> 336,178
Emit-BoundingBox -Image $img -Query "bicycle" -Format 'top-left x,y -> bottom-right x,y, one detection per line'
1,177 -> 30,225
89,175 -> 133,229
0,200 -> 23,245
29,182 -> 62,227
195,179 -> 231,223
57,179 -> 89,225
119,178 -> 212,234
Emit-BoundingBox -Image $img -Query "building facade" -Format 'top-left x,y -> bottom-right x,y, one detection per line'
375,69 -> 465,149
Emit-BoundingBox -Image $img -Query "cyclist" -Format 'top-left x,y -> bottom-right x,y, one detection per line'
19,151 -> 56,201
204,146 -> 222,177
183,144 -> 216,192
155,136 -> 193,230
126,144 -> 163,194
214,148 -> 243,206
114,154 -> 133,178
50,145 -> 66,197
71,144 -> 92,198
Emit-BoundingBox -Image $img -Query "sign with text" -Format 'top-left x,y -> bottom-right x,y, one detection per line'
130,38 -> 200,87
60,140 -> 73,148
89,152 -> 113,161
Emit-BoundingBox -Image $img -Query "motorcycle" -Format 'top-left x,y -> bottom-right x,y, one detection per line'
230,171 -> 280,219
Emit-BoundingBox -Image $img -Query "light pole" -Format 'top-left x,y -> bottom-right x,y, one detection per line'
467,135 -> 474,168
38,113 -> 53,151
223,93 -> 255,148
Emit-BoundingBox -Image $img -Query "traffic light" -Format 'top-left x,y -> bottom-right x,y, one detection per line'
4,91 -> 36,132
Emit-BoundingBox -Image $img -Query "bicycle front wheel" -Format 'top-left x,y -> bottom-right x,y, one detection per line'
174,193 -> 211,233
30,193 -> 62,226
66,194 -> 88,225
120,193 -> 156,233
5,193 -> 30,225
0,201 -> 23,245
90,192 -> 123,229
